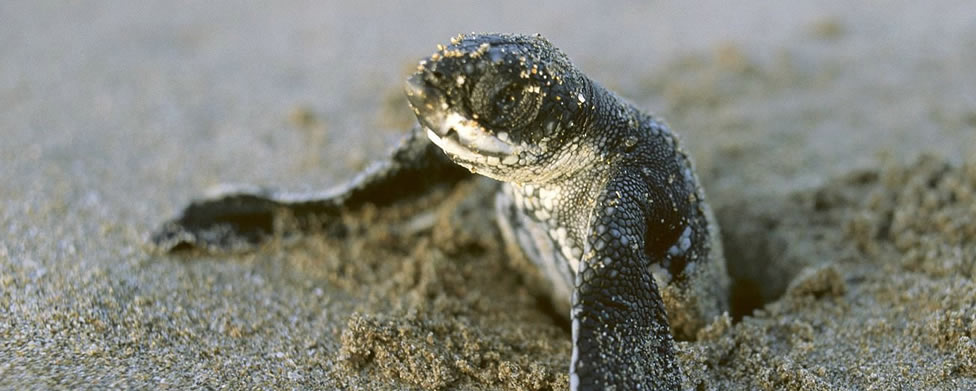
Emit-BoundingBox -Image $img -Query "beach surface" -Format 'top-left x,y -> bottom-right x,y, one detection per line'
2,2 -> 975,389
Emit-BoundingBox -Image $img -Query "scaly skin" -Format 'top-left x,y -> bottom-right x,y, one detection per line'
152,33 -> 728,390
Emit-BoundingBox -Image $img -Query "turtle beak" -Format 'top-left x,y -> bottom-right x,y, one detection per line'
404,73 -> 429,108
404,73 -> 449,135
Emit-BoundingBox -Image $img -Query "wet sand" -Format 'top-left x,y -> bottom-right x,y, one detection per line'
2,2 -> 975,390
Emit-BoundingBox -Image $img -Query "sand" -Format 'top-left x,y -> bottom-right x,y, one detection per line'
2,1 -> 975,390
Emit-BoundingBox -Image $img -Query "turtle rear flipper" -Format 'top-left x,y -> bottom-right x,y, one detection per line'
152,126 -> 470,253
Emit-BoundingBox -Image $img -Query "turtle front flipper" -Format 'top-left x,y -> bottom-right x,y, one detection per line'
152,126 -> 470,253
570,178 -> 681,391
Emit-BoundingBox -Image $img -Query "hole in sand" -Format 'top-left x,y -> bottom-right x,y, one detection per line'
728,277 -> 765,321
715,197 -> 802,322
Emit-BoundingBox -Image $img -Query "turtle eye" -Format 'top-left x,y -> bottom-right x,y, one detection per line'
471,78 -> 541,130
494,82 -> 542,129
493,83 -> 523,116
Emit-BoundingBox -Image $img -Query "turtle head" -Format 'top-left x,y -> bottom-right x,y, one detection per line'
405,33 -> 596,183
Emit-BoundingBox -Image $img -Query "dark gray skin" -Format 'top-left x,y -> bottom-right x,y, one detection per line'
153,33 -> 727,390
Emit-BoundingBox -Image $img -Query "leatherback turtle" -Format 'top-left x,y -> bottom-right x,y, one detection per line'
153,33 -> 728,390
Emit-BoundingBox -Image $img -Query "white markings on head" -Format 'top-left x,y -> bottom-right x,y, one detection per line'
426,116 -> 522,178
426,112 -> 514,156
426,128 -> 485,163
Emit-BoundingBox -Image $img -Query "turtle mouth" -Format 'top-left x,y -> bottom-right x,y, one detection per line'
405,73 -> 515,162
425,112 -> 513,160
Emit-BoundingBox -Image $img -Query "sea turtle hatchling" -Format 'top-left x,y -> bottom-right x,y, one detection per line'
152,33 -> 729,390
